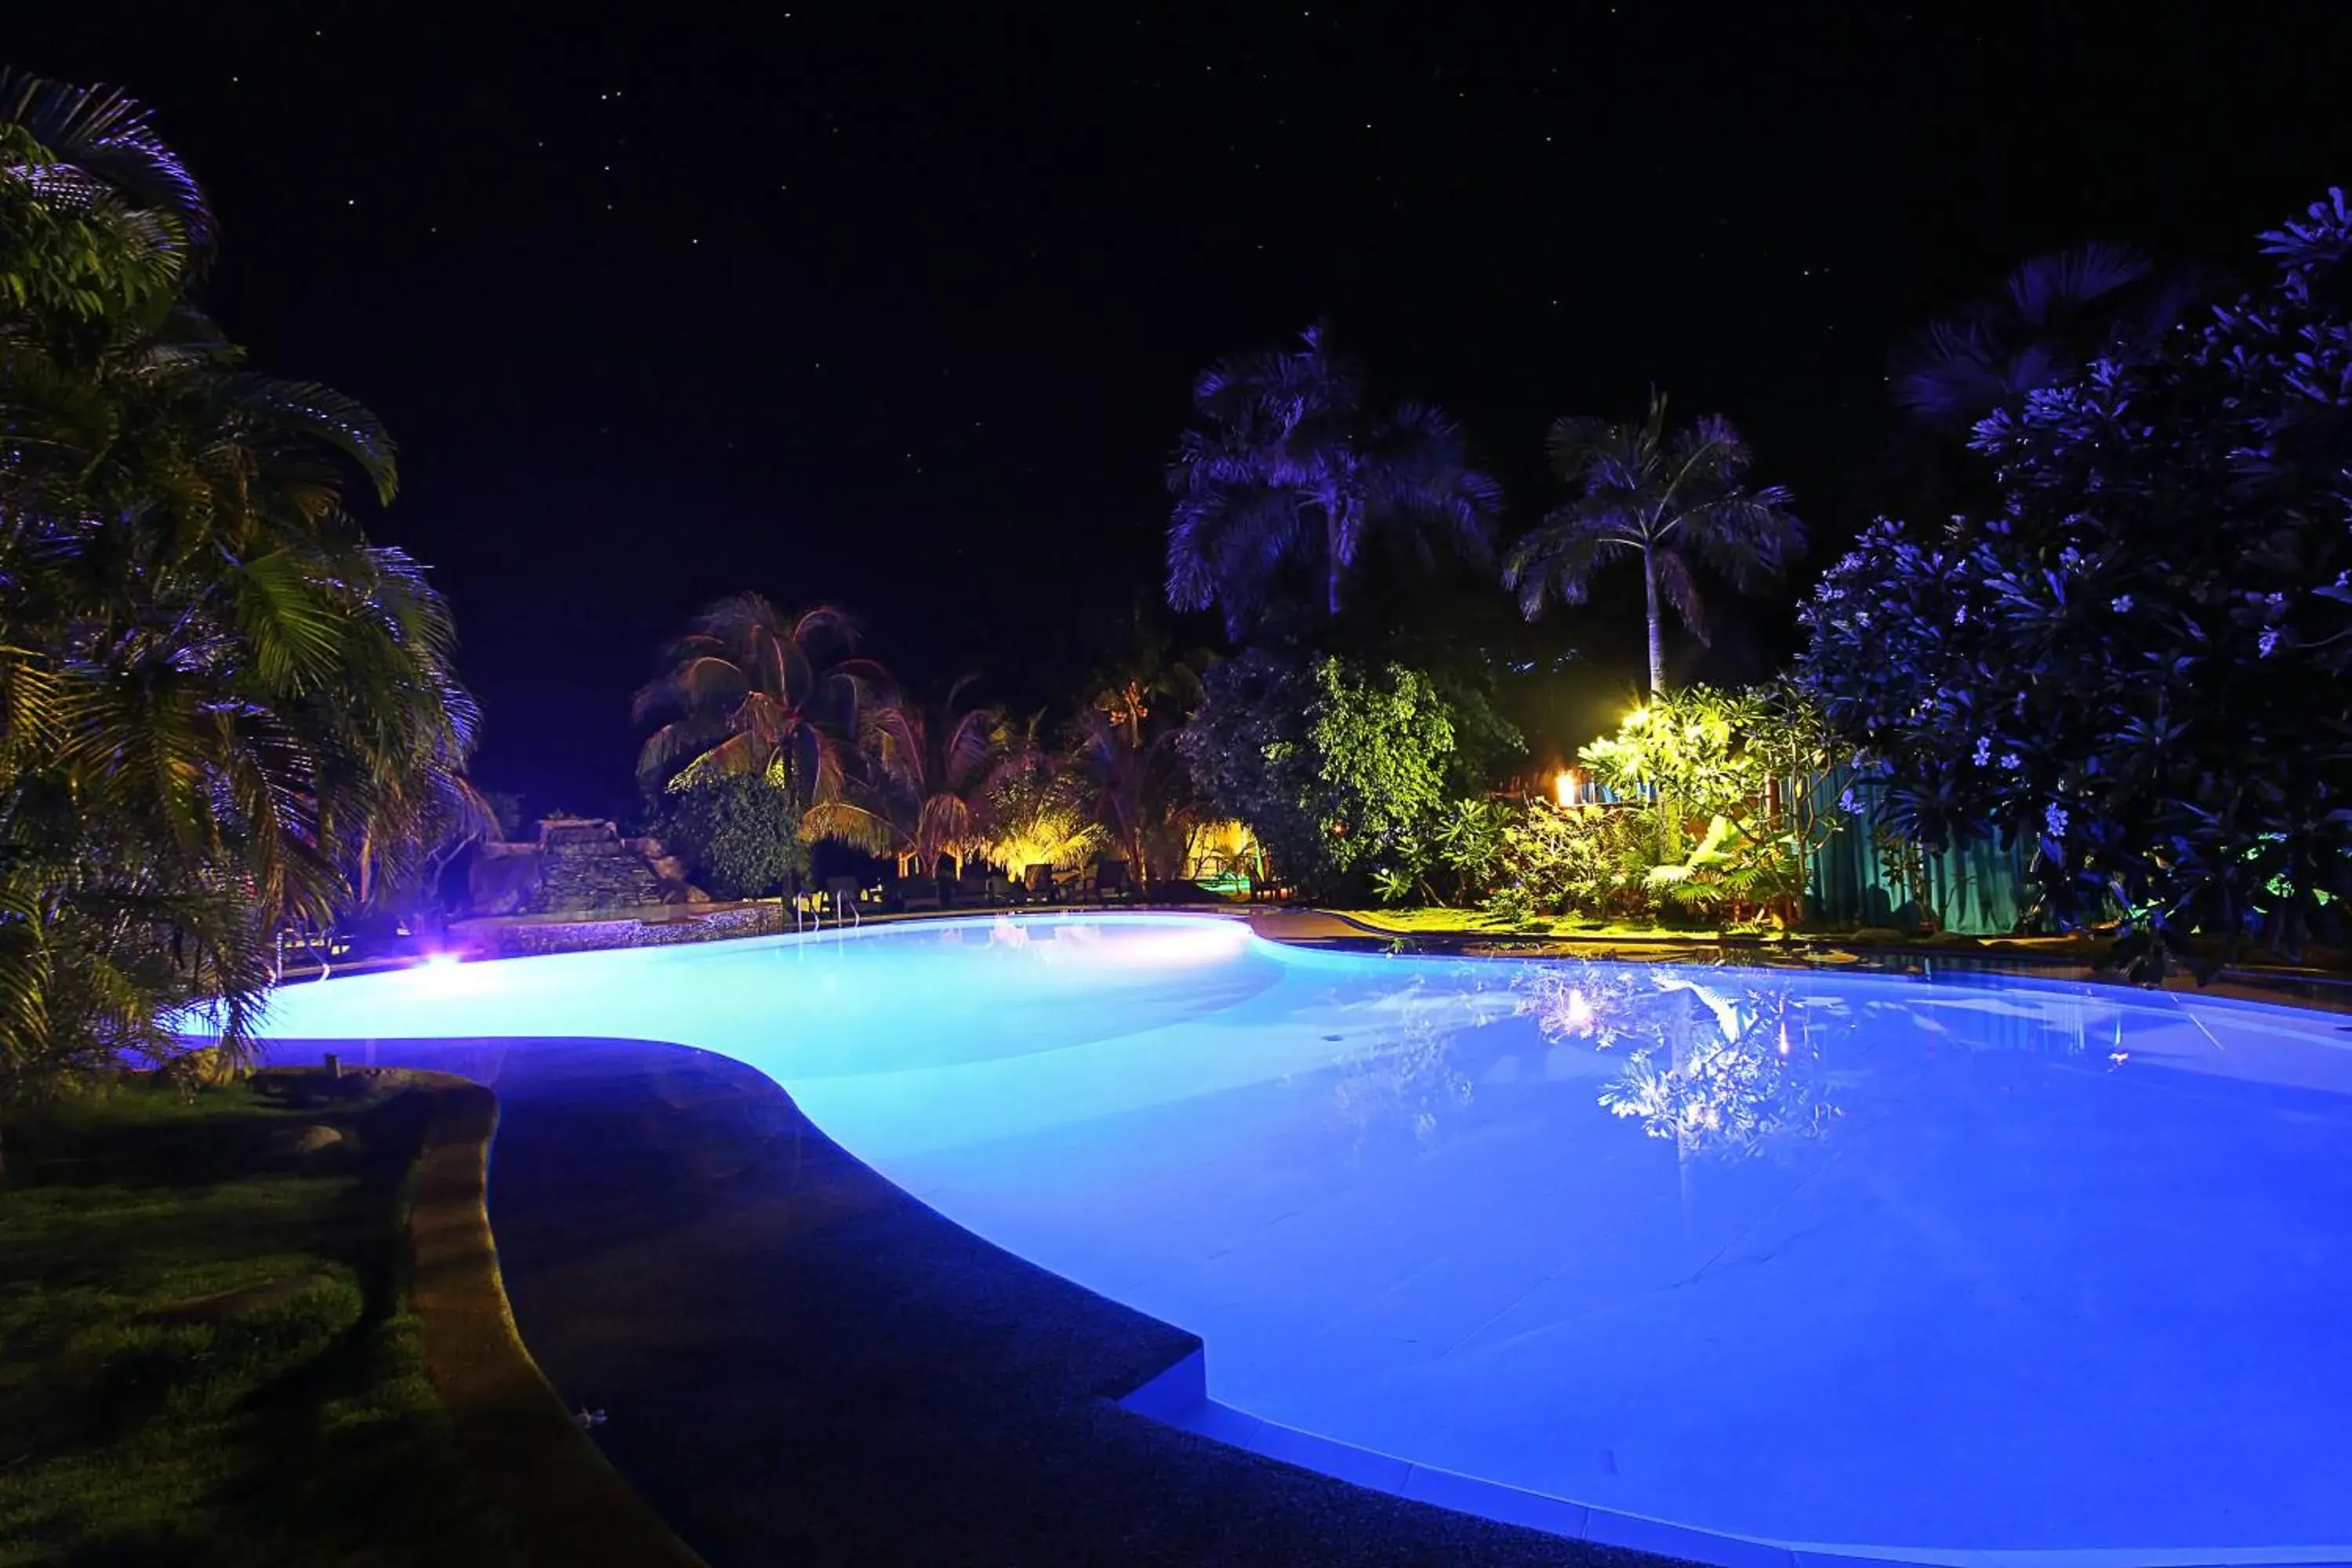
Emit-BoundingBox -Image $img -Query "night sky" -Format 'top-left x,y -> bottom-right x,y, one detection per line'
13,4 -> 2349,817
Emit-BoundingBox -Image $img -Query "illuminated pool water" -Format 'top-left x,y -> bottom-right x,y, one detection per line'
249,914 -> 2352,1565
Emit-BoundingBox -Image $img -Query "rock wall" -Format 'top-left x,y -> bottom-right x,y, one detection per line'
466,818 -> 696,917
520,837 -> 670,914
459,903 -> 786,959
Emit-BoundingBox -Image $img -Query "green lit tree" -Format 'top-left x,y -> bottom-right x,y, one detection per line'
1178,650 -> 1469,900
659,769 -> 808,899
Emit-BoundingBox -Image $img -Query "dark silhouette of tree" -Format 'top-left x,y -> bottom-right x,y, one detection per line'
1166,325 -> 1501,637
1504,394 -> 1802,695
1893,244 -> 2208,434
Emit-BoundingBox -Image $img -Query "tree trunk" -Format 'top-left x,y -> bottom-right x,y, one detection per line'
1642,547 -> 1666,695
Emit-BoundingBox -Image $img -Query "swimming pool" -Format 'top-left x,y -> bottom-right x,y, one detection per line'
248,913 -> 2352,1565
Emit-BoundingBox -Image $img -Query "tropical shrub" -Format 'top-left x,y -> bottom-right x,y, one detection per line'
1179,649 -> 1473,900
1799,191 -> 2352,975
1479,802 -> 1653,924
1574,684 -> 1842,926
659,768 -> 808,899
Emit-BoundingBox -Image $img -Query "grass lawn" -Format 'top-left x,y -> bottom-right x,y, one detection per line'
0,1073 -> 517,1568
1329,907 -> 1712,940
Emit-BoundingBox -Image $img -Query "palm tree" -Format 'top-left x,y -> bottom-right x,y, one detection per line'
1084,602 -> 1211,749
1068,707 -> 1199,887
1167,324 -> 1501,636
633,596 -> 892,845
1504,394 -> 1802,696
0,67 -> 211,328
866,677 -> 1012,877
2,71 -> 482,1094
1892,244 -> 2207,433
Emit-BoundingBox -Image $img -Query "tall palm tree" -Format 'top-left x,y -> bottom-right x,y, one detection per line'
2,71 -> 481,1092
1167,324 -> 1501,636
1892,244 -> 2208,433
633,596 -> 891,845
1505,394 -> 1802,696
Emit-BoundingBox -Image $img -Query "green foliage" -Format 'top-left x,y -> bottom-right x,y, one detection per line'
1480,800 -> 1654,922
1450,684 -> 1847,927
2,73 -> 480,1098
1301,656 -> 1457,875
659,768 -> 808,899
1180,649 -> 1487,900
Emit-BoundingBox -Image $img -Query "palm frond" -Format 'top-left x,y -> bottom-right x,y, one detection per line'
1652,547 -> 1709,644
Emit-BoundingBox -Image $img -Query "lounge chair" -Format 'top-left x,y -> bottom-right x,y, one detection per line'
1093,859 -> 1132,905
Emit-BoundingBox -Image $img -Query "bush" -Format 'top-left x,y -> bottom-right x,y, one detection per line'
1181,649 -> 1500,901
1481,801 -> 1654,923
1574,684 -> 1842,927
657,771 -> 808,899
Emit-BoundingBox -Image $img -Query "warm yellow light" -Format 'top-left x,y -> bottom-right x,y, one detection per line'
1553,770 -> 1575,808
1625,704 -> 1648,727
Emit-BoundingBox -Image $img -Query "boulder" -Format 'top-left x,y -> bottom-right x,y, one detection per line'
261,1122 -> 351,1167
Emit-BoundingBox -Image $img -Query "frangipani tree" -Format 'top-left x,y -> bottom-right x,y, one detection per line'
1799,191 -> 2352,975
1505,394 -> 1802,695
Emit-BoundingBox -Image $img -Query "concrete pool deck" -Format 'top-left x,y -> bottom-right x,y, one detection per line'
296,1029 -> 1681,1567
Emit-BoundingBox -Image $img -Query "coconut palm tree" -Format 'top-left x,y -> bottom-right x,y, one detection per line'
633,596 -> 893,845
1068,707 -> 1199,887
1166,324 -> 1501,636
0,67 -> 211,328
1504,394 -> 1802,696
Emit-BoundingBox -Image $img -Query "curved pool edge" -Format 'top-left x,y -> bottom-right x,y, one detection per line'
1120,1357 -> 2352,1568
248,915 -> 2352,1566
258,1028 -> 1646,1568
